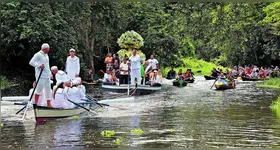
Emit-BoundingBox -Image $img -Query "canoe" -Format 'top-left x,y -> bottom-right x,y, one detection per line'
185,78 -> 195,83
166,77 -> 176,80
204,75 -> 217,80
32,102 -> 92,124
172,80 -> 188,87
215,84 -> 235,90
102,84 -> 162,95
241,76 -> 269,81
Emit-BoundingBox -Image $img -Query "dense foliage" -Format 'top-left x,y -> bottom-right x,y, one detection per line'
1,2 -> 280,79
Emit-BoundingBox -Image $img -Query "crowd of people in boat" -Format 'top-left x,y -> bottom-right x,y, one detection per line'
102,51 -> 163,87
166,67 -> 195,81
209,65 -> 279,79
28,43 -> 87,108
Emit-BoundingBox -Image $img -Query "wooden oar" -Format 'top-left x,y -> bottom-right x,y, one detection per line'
67,99 -> 97,115
210,77 -> 219,90
85,95 -> 130,110
1,101 -> 28,106
16,69 -> 44,116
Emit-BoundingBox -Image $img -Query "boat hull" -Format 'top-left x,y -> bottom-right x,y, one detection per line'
33,103 -> 90,124
173,80 -> 188,87
102,84 -> 162,94
215,84 -> 235,90
204,75 -> 216,80
241,77 -> 269,81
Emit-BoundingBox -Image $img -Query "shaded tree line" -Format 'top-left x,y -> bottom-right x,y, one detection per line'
1,2 -> 280,80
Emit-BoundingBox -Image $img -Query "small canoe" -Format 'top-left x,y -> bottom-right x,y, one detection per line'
102,84 -> 162,95
173,80 -> 188,87
32,102 -> 92,124
185,78 -> 195,83
215,84 -> 235,90
204,75 -> 217,80
241,77 -> 269,81
166,77 -> 176,80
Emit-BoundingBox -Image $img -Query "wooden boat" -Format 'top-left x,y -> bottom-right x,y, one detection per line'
185,77 -> 195,83
204,75 -> 217,80
173,79 -> 188,87
31,102 -> 92,124
166,76 -> 176,80
83,79 -> 103,85
241,76 -> 269,81
102,84 -> 162,95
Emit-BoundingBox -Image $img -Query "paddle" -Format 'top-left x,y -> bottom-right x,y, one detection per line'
16,68 -> 44,115
85,95 -> 130,110
67,99 -> 97,115
210,77 -> 219,90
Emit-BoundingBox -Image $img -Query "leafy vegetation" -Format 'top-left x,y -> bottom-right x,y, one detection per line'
257,78 -> 280,89
1,2 -> 280,80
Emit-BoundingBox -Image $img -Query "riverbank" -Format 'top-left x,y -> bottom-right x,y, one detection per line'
162,57 -> 227,77
256,78 -> 280,89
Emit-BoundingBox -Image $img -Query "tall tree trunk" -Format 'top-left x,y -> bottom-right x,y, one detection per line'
90,37 -> 95,72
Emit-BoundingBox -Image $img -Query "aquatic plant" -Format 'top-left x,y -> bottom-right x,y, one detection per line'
0,123 -> 3,127
130,129 -> 143,136
169,95 -> 174,99
114,138 -> 121,145
170,129 -> 174,133
101,130 -> 115,138
72,116 -> 79,120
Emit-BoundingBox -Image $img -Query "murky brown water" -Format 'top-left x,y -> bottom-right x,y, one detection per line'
1,76 -> 280,148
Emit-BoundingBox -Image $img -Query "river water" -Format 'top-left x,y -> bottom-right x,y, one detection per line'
1,76 -> 280,148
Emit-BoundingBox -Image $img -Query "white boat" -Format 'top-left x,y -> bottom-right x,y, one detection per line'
102,84 -> 162,94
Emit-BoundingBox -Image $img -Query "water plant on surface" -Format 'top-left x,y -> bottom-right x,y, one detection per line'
72,116 -> 79,120
114,138 -> 121,145
101,130 -> 115,138
130,129 -> 143,136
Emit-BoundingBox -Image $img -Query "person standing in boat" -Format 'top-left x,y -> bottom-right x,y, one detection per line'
65,48 -> 80,80
148,55 -> 159,70
129,49 -> 142,85
119,58 -> 129,84
29,43 -> 53,108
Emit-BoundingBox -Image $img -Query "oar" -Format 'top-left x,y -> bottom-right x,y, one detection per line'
210,77 -> 219,90
85,95 -> 130,110
16,69 -> 44,115
67,99 -> 97,115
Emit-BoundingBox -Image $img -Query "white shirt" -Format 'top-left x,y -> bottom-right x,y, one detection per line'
148,59 -> 158,70
129,55 -> 141,70
29,88 -> 46,106
120,62 -> 128,75
78,85 -> 86,94
66,56 -> 80,79
65,87 -> 86,103
29,50 -> 51,79
52,88 -> 74,108
151,74 -> 160,83
55,70 -> 70,86
103,73 -> 111,82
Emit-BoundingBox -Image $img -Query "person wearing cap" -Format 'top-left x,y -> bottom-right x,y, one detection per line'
150,70 -> 161,86
148,55 -> 159,70
119,58 -> 129,84
52,80 -> 75,108
29,43 -> 53,108
129,49 -> 142,85
51,66 -> 70,88
66,79 -> 86,104
65,48 -> 80,80
76,77 -> 86,94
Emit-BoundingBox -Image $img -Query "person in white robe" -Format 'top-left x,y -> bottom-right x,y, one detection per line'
65,80 -> 86,104
129,49 -> 142,85
76,77 -> 86,94
29,43 -> 53,107
65,48 -> 80,80
52,80 -> 75,109
51,66 -> 70,87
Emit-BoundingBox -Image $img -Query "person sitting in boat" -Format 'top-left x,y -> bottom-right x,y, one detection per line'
51,66 -> 70,89
250,69 -> 258,78
111,70 -> 120,85
167,67 -> 176,79
259,69 -> 267,78
211,68 -> 218,78
103,69 -> 117,85
76,77 -> 86,94
52,81 -> 75,109
232,66 -> 238,78
29,81 -> 46,106
226,72 -> 235,87
184,69 -> 193,80
150,70 -> 162,87
144,61 -> 153,85
177,69 -> 184,79
65,79 -> 86,104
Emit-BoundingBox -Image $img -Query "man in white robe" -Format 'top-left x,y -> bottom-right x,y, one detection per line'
129,49 -> 142,85
51,66 -> 70,87
76,77 -> 86,94
65,48 -> 80,80
29,43 -> 53,107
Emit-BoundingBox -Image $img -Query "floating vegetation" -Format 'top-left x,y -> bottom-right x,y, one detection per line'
114,138 -> 121,145
130,129 -> 143,136
97,107 -> 103,111
72,116 -> 79,120
170,129 -> 174,133
0,123 -> 3,127
101,130 -> 115,138
169,95 -> 174,99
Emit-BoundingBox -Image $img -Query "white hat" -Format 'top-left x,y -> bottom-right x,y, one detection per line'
69,48 -> 75,52
76,77 -> 81,82
71,79 -> 80,86
51,66 -> 58,71
154,70 -> 158,73
41,43 -> 50,49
